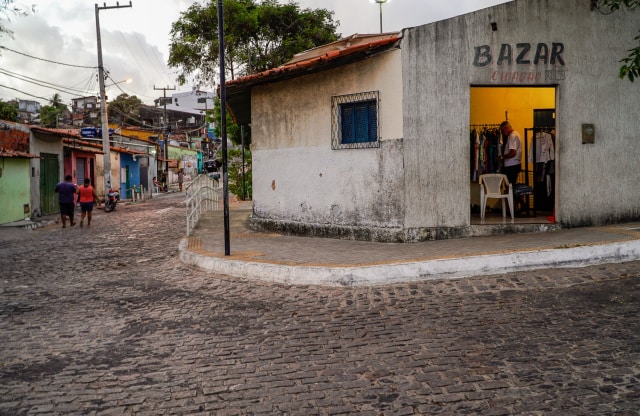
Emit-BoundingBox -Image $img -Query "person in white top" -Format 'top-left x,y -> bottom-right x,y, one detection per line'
499,120 -> 522,185
499,120 -> 527,214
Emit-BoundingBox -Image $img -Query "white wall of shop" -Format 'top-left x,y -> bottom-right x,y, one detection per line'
402,0 -> 640,228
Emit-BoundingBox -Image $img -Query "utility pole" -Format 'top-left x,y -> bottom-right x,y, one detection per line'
95,1 -> 132,196
218,0 -> 230,256
154,85 -> 176,186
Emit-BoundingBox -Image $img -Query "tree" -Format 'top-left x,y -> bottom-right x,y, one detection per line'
168,0 -> 340,85
0,99 -> 17,121
39,105 -> 59,127
0,0 -> 30,39
212,96 -> 242,145
108,93 -> 142,126
599,0 -> 640,81
39,94 -> 68,127
49,93 -> 64,110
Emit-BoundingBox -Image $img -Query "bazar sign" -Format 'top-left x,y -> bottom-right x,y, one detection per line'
473,42 -> 567,82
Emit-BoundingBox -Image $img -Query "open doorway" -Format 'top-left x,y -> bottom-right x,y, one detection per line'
469,86 -> 556,224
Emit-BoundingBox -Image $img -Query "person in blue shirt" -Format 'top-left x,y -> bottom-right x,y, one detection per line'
54,175 -> 77,228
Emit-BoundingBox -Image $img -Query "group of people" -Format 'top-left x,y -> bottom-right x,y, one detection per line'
54,176 -> 100,228
153,169 -> 185,193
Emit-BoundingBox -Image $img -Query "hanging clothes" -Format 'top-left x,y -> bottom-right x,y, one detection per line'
470,124 -> 502,181
529,131 -> 555,163
529,131 -> 556,197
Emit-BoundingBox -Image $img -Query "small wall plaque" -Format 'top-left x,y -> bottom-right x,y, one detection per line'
582,124 -> 595,144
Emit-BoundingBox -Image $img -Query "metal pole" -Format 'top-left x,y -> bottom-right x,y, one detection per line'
241,125 -> 246,201
379,2 -> 383,33
218,0 -> 230,256
95,1 -> 132,197
154,86 -> 175,189
163,90 -> 168,179
95,4 -> 110,195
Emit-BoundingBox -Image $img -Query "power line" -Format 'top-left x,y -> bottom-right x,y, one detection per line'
0,46 -> 99,69
0,84 -> 50,101
0,67 -> 97,96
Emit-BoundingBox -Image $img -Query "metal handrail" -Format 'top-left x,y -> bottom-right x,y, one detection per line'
185,174 -> 219,236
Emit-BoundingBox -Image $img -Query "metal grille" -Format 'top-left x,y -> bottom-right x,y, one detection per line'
331,91 -> 380,150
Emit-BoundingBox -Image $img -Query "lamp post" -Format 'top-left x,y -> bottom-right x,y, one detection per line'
370,0 -> 391,33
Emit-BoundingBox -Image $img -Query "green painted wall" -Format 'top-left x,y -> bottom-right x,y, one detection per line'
0,158 -> 31,224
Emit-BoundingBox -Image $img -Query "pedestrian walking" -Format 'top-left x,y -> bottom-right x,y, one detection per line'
161,170 -> 168,191
54,174 -> 77,228
178,169 -> 184,192
76,178 -> 99,228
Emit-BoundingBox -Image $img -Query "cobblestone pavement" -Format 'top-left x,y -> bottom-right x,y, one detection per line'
1,193 -> 639,415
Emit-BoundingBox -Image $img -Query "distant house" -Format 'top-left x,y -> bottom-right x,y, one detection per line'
71,96 -> 100,126
226,0 -> 640,242
17,100 -> 41,124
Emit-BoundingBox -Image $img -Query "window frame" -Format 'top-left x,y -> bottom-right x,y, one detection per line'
331,91 -> 380,150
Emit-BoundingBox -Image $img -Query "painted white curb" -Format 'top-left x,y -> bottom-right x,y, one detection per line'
179,239 -> 640,287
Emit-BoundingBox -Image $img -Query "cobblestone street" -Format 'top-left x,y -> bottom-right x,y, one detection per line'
1,193 -> 639,415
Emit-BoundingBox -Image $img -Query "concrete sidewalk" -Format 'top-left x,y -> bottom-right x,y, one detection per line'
181,204 -> 640,286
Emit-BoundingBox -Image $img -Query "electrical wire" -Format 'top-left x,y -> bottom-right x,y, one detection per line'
0,46 -> 98,69
0,84 -> 50,101
0,68 -> 98,96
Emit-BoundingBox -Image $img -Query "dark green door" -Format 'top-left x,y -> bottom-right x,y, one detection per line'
40,153 -> 59,215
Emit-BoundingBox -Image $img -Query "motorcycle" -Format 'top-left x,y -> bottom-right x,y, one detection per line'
104,188 -> 120,212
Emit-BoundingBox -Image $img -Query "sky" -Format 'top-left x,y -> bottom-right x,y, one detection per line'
0,0 -> 510,107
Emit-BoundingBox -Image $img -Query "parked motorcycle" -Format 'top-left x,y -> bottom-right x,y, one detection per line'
104,188 -> 120,212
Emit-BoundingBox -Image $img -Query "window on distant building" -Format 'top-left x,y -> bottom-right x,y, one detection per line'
331,91 -> 380,150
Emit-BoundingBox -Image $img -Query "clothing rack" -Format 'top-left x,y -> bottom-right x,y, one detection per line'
470,124 -> 503,182
469,123 -> 501,128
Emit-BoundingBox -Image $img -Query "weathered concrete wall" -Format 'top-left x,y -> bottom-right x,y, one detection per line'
250,50 -> 405,240
403,0 -> 640,228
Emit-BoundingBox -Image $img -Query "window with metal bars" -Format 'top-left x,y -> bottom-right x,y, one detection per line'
332,91 -> 380,150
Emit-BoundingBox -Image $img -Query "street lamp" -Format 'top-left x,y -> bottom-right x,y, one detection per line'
105,77 -> 132,90
103,77 -> 132,101
370,0 -> 392,34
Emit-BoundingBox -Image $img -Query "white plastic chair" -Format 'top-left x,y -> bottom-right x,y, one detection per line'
479,174 -> 514,219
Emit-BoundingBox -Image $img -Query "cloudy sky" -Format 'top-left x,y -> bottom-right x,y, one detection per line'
0,0 -> 510,107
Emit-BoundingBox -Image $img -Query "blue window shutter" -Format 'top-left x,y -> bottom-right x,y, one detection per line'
340,100 -> 377,144
341,105 -> 355,143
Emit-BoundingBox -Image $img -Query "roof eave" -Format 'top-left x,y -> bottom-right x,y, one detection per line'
225,35 -> 402,125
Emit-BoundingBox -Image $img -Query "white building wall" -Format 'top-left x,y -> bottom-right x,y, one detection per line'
251,50 -> 405,238
403,0 -> 640,228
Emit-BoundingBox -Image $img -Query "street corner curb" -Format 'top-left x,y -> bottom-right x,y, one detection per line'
178,238 -> 640,287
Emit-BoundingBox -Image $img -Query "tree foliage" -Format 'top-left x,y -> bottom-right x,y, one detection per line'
38,94 -> 68,127
0,0 -> 30,38
0,99 -> 17,121
212,96 -> 242,145
108,93 -> 143,126
168,0 -> 340,86
39,105 -> 61,127
49,93 -> 65,110
599,0 -> 640,81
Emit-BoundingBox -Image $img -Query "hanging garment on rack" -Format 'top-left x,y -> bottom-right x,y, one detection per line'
470,125 -> 503,181
471,129 -> 479,181
486,128 -> 501,174
529,131 -> 555,163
